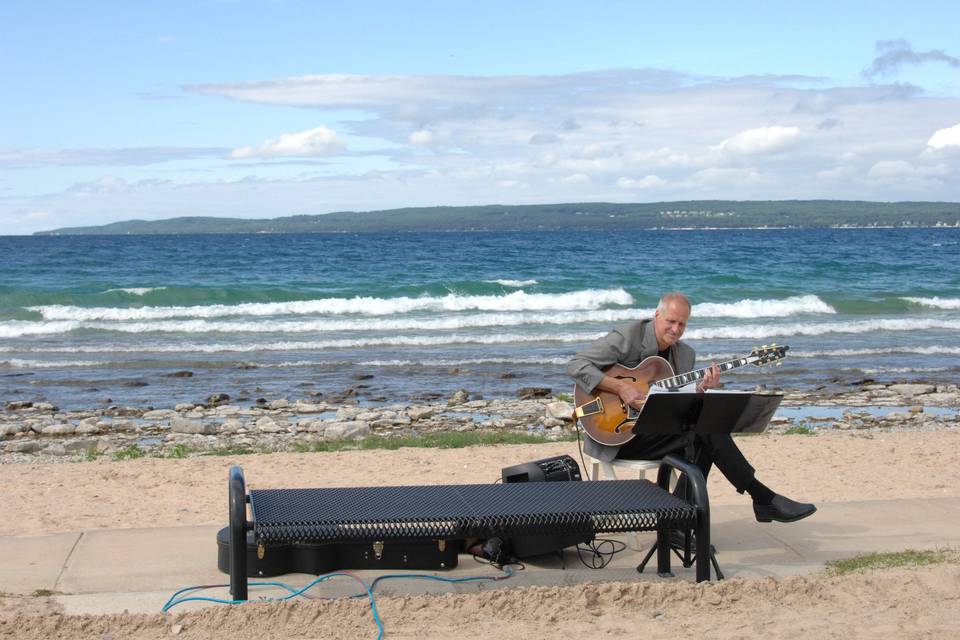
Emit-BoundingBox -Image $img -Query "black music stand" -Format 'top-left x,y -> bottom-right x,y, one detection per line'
633,390 -> 784,579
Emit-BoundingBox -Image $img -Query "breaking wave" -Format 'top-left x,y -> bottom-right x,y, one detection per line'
102,287 -> 168,296
901,296 -> 960,310
693,295 -> 835,318
27,288 -> 633,321
484,279 -> 539,287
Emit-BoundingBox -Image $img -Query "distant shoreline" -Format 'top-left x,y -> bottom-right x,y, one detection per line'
30,199 -> 960,235
27,224 -> 960,237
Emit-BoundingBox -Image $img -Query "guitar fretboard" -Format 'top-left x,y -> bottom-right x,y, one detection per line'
654,357 -> 750,390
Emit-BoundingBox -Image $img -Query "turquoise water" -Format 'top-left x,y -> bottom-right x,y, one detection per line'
1,228 -> 958,409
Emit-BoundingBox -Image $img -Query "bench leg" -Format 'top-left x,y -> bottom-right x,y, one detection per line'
659,455 -> 713,582
655,528 -> 673,576
229,466 -> 248,601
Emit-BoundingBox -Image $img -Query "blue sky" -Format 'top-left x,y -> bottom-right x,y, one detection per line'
2,0 -> 959,234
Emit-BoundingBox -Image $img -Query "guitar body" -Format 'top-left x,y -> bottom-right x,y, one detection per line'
573,357 -> 675,447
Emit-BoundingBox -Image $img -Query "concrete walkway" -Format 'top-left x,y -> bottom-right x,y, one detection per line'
5,497 -> 959,616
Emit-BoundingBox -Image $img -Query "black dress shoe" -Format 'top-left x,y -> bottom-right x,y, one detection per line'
754,494 -> 817,523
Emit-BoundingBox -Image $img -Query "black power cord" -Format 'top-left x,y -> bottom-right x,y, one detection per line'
575,538 -> 627,569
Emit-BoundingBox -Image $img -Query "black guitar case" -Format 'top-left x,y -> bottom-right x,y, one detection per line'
216,527 -> 462,577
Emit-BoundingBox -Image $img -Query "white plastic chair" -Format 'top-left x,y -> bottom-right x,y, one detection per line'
585,456 -> 663,483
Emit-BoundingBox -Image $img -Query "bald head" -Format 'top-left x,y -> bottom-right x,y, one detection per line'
656,292 -> 691,314
653,292 -> 691,350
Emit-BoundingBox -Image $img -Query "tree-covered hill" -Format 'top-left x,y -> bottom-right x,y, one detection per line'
34,200 -> 960,235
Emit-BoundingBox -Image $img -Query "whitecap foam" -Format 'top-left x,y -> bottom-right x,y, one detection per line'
357,356 -> 570,367
0,320 -> 83,338
4,332 -> 607,354
18,309 -> 644,335
786,346 -> 960,358
0,358 -> 108,368
27,288 -> 634,321
685,318 -> 960,340
859,366 -> 950,374
484,279 -> 539,287
102,287 -> 168,296
693,295 -> 835,318
901,296 -> 960,310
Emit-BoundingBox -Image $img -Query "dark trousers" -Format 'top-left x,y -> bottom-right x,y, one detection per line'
616,432 -> 756,493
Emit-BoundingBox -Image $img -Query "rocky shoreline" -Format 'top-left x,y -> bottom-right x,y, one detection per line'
2,381 -> 958,464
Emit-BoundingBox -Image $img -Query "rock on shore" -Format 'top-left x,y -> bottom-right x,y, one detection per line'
2,381 -> 958,462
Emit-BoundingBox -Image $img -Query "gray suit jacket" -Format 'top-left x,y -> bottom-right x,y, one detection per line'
565,318 -> 696,461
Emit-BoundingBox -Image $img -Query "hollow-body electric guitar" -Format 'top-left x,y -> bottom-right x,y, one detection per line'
573,345 -> 789,446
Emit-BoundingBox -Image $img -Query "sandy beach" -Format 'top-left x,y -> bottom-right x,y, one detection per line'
3,430 -> 960,536
3,424 -> 960,638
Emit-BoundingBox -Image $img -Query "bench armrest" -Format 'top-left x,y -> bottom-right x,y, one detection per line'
656,454 -> 711,582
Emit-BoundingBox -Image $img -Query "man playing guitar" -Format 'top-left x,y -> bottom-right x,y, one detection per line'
566,292 -> 816,524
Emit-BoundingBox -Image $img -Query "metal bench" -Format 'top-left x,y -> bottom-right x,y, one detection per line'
226,454 -> 713,600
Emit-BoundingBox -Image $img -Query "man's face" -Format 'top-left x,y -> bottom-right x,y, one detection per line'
654,300 -> 690,349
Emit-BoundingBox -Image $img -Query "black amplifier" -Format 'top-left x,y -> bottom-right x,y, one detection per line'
501,454 -> 582,483
499,455 -> 591,558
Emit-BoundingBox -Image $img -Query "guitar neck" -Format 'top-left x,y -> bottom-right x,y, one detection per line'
654,356 -> 751,390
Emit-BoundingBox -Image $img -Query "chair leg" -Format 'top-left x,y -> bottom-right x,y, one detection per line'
600,461 -> 617,480
590,460 -> 601,481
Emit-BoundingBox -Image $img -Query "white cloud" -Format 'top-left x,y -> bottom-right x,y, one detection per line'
868,160 -> 915,179
0,147 -> 226,167
529,133 -> 561,145
927,123 -> 960,149
716,126 -> 803,156
559,173 -> 590,184
231,126 -> 344,159
687,167 -> 764,189
409,130 -> 434,145
617,175 -> 666,189
9,68 -> 960,233
817,166 -> 856,181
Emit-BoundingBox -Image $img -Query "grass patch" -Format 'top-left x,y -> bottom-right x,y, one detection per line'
784,424 -> 815,435
167,443 -> 194,459
295,430 -> 576,453
827,549 -> 958,575
87,430 -> 577,460
32,589 -> 58,597
201,446 -> 261,457
84,445 -> 102,462
553,392 -> 572,403
112,444 -> 145,461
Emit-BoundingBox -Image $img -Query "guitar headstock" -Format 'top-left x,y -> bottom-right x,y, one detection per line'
748,343 -> 789,366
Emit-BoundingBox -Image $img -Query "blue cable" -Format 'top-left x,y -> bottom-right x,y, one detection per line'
369,564 -> 514,591
162,564 -> 513,640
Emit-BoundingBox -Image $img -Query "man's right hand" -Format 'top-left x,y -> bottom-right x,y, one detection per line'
596,375 -> 646,411
616,381 -> 647,411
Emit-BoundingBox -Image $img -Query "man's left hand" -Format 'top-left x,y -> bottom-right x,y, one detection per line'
698,362 -> 721,392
